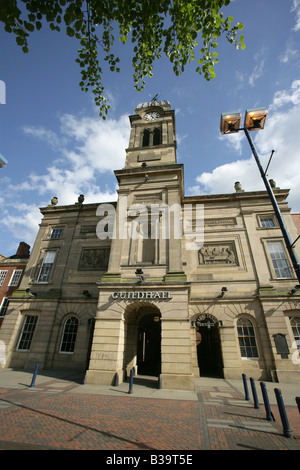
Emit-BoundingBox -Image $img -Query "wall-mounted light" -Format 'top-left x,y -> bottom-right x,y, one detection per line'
220,287 -> 228,297
289,285 -> 300,295
135,268 -> 144,283
25,288 -> 36,298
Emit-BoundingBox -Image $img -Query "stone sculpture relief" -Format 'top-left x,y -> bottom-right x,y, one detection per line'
198,243 -> 237,265
78,248 -> 110,270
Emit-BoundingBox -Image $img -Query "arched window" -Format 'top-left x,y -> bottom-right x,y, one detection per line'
60,316 -> 79,353
142,129 -> 150,147
237,317 -> 258,358
153,128 -> 161,146
291,317 -> 300,352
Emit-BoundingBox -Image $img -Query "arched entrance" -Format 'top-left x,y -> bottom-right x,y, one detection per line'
124,303 -> 161,378
195,314 -> 223,378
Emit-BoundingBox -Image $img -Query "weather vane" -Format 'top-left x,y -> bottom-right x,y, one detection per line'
149,92 -> 160,103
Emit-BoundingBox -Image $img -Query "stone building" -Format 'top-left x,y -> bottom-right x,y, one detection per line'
1,101 -> 300,389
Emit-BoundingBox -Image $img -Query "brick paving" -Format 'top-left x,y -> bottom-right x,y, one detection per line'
0,373 -> 299,452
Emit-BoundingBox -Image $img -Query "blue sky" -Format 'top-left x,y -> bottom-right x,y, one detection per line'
1,0 -> 300,257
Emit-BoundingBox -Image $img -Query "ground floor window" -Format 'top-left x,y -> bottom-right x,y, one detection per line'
17,315 -> 38,351
0,298 -> 9,317
60,317 -> 79,353
237,317 -> 258,358
291,317 -> 300,352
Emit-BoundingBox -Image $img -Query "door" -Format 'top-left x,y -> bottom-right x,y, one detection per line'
137,314 -> 161,376
197,323 -> 223,377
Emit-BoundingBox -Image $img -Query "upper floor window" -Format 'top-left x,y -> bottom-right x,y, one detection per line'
9,269 -> 23,287
17,315 -> 38,351
267,241 -> 293,279
50,228 -> 63,239
0,270 -> 7,286
142,129 -> 150,147
142,128 -> 161,147
237,317 -> 259,358
153,128 -> 161,146
37,251 -> 56,283
60,316 -> 79,353
261,217 -> 276,228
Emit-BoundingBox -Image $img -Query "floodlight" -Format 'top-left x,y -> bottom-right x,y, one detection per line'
220,112 -> 242,134
244,108 -> 268,131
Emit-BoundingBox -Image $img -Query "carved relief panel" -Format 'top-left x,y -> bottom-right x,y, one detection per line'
78,248 -> 110,270
198,242 -> 238,266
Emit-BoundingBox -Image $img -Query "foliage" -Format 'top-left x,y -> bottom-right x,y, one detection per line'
0,0 -> 245,118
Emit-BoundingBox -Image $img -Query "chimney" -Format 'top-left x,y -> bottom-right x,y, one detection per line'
16,242 -> 30,258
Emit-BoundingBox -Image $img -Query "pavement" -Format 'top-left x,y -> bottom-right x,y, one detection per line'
0,368 -> 300,454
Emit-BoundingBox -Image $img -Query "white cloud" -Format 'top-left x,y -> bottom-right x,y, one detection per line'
279,41 -> 298,63
248,58 -> 265,87
218,131 -> 244,155
1,203 -> 42,250
1,112 -> 130,249
22,126 -> 61,150
190,81 -> 300,212
17,112 -> 130,204
292,0 -> 300,31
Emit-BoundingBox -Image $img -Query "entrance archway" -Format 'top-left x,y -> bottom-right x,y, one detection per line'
195,314 -> 223,377
124,303 -> 161,378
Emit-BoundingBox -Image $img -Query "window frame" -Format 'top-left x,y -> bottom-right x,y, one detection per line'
0,270 -> 8,286
141,127 -> 162,147
260,216 -> 276,228
0,297 -> 9,317
37,251 -> 56,284
59,316 -> 79,354
266,239 -> 293,279
259,215 -> 276,228
50,228 -> 63,239
8,269 -> 23,287
291,317 -> 300,352
16,315 -> 38,351
236,317 -> 259,359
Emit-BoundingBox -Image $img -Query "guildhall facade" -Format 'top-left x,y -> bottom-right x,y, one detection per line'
1,100 -> 300,390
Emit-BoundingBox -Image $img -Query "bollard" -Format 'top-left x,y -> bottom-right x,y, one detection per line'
250,377 -> 260,409
113,372 -> 119,387
158,374 -> 162,389
296,397 -> 300,413
242,373 -> 250,401
274,388 -> 293,438
260,382 -> 275,421
128,367 -> 134,394
30,363 -> 39,388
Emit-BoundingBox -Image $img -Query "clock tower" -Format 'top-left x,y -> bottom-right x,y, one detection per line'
125,100 -> 177,168
103,99 -> 186,281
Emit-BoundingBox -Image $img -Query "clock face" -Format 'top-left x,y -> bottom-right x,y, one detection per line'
144,112 -> 160,121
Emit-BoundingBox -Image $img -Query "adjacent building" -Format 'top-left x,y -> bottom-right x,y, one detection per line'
0,242 -> 30,328
1,101 -> 300,389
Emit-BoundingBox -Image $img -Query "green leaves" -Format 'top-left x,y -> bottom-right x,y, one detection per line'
1,0 -> 245,117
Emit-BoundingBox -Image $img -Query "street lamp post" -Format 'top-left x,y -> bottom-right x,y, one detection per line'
220,108 -> 300,283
